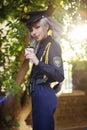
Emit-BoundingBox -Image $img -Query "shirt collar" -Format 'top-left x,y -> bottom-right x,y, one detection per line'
40,35 -> 51,49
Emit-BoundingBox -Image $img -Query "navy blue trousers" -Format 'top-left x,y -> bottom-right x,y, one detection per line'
31,84 -> 57,130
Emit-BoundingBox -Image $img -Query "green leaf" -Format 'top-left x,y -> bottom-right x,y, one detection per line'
14,121 -> 20,127
5,115 -> 12,122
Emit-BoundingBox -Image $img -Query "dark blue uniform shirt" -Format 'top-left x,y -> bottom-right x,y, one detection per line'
30,35 -> 64,83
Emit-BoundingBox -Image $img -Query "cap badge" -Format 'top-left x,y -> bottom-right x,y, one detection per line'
22,14 -> 30,20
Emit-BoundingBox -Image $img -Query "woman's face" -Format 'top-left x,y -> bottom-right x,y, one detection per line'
29,21 -> 48,42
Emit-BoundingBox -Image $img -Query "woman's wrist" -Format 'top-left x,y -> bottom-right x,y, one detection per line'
34,59 -> 39,66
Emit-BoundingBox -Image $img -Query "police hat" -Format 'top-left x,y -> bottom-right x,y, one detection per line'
21,10 -> 47,26
21,6 -> 54,26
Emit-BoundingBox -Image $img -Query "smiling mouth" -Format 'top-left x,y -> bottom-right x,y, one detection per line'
35,35 -> 40,39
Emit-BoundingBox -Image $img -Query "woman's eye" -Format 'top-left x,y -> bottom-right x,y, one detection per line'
29,24 -> 41,32
35,25 -> 40,29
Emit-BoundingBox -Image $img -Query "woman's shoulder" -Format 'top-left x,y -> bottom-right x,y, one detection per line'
48,36 -> 62,56
49,36 -> 61,49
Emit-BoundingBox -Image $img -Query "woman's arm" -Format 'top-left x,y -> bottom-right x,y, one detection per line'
37,42 -> 64,82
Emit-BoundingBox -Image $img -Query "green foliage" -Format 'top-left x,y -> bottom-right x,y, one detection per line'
5,115 -> 12,122
5,115 -> 20,129
4,79 -> 20,96
0,19 -> 27,94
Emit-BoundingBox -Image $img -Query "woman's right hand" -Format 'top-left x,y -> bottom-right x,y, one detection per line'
25,47 -> 39,65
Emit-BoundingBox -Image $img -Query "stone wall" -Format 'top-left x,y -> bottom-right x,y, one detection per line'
72,61 -> 87,90
54,91 -> 87,130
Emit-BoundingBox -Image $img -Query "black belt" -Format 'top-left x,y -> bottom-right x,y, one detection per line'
35,78 -> 48,84
29,78 -> 62,94
29,78 -> 48,94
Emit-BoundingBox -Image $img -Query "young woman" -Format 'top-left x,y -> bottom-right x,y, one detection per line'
21,9 -> 64,130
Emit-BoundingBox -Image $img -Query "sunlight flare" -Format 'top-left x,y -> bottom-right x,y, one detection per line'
68,23 -> 87,41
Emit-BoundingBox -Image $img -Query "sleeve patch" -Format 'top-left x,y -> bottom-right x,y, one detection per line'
53,56 -> 62,67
